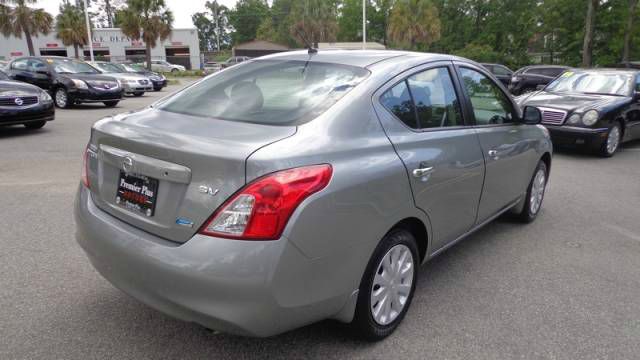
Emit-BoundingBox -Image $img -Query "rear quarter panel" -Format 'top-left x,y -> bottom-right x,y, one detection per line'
245,75 -> 431,310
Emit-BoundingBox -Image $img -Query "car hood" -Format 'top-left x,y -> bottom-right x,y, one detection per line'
516,91 -> 630,113
61,73 -> 119,82
101,72 -> 148,81
0,80 -> 41,94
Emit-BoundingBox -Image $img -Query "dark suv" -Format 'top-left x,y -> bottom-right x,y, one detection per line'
6,56 -> 123,108
509,65 -> 569,95
481,63 -> 513,86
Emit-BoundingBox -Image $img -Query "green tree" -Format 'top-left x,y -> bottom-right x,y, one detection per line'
582,0 -> 598,66
228,0 -> 269,45
621,0 -> 638,63
56,1 -> 89,59
337,0 -> 377,42
288,0 -> 339,46
388,0 -> 440,50
0,0 -> 53,56
116,0 -> 173,70
192,0 -> 229,51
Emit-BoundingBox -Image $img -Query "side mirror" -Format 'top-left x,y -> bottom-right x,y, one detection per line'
536,84 -> 546,91
522,106 -> 542,125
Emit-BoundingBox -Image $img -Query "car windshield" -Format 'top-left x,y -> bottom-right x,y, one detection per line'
545,71 -> 633,96
158,60 -> 370,126
93,62 -> 123,73
0,70 -> 8,80
121,63 -> 144,72
49,58 -> 99,74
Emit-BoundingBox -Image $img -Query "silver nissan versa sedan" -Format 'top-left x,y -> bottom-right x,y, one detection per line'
75,50 -> 552,340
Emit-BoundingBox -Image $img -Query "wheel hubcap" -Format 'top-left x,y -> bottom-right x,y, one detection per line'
55,90 -> 67,107
529,169 -> 546,215
370,244 -> 414,326
607,126 -> 620,154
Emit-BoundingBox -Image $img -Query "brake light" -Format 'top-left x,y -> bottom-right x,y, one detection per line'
81,146 -> 90,188
199,164 -> 333,240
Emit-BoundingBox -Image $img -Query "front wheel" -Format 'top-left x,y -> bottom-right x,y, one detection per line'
133,92 -> 144,97
54,88 -> 70,108
171,68 -> 178,73
599,124 -> 621,157
351,228 -> 418,341
516,160 -> 548,223
103,101 -> 119,107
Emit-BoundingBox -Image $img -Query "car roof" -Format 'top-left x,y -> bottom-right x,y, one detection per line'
257,50 -> 464,68
570,68 -> 639,75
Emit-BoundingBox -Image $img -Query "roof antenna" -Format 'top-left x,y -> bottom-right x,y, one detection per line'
296,28 -> 317,54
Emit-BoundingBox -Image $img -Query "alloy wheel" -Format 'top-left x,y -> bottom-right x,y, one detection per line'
606,126 -> 620,155
55,89 -> 67,108
370,244 -> 414,326
529,168 -> 546,215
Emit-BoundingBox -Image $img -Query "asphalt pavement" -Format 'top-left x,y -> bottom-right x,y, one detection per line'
1,81 -> 639,359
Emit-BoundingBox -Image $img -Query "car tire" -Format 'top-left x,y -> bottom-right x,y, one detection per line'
516,160 -> 548,223
133,92 -> 144,97
54,88 -> 70,108
351,228 -> 418,341
24,121 -> 46,129
171,68 -> 178,73
103,101 -> 119,107
599,123 -> 621,157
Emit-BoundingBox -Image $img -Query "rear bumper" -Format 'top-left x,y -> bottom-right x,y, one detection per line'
74,185 -> 349,337
68,88 -> 123,103
0,103 -> 54,125
545,125 -> 609,149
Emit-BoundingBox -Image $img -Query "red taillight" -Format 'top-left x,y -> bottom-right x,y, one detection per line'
81,146 -> 90,188
199,164 -> 333,240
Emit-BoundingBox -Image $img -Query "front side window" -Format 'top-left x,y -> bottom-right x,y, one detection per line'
11,59 -> 28,70
159,60 -> 369,126
459,67 -> 515,125
381,67 -> 463,129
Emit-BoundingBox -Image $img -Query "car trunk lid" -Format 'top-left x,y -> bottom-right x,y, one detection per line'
87,108 -> 296,243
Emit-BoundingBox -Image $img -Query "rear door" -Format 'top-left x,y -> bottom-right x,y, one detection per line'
454,63 -> 537,223
374,62 -> 485,251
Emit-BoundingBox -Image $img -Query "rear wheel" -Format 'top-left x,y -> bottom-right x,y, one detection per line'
54,88 -> 70,108
351,228 -> 418,341
24,121 -> 46,129
599,124 -> 621,157
103,101 -> 119,107
171,68 -> 178,73
516,161 -> 548,223
133,92 -> 144,97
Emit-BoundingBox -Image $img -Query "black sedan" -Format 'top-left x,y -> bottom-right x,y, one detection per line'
516,69 -> 640,156
0,69 -> 54,129
6,56 -> 123,108
117,63 -> 167,91
0,71 -> 55,129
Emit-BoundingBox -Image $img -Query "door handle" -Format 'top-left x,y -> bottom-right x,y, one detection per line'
412,166 -> 434,178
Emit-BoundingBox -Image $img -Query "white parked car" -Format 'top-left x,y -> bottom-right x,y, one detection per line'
147,60 -> 186,73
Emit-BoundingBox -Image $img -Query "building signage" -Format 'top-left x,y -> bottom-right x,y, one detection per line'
10,51 -> 22,56
45,43 -> 59,48
171,41 -> 182,46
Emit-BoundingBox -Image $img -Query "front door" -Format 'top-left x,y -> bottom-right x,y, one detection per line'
374,63 -> 485,251
455,64 -> 538,223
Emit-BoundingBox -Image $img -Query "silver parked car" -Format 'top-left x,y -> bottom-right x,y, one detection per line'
89,61 -> 153,96
75,50 -> 552,340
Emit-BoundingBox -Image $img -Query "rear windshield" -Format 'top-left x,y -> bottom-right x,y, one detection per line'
158,60 -> 369,126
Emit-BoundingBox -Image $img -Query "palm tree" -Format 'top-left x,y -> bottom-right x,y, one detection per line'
289,0 -> 339,46
0,0 -> 54,56
56,1 -> 89,59
116,0 -> 173,70
387,0 -> 441,50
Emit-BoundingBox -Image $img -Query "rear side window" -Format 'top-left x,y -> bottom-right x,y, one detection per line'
159,60 -> 369,126
380,81 -> 418,128
381,67 -> 463,129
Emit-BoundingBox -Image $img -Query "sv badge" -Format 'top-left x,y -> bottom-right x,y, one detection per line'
198,185 -> 219,197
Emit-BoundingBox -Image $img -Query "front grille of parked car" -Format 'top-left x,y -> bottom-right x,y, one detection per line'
138,80 -> 149,85
0,96 -> 39,107
87,80 -> 119,90
539,108 -> 567,125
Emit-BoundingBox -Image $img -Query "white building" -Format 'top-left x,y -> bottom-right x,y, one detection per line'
0,28 -> 200,69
